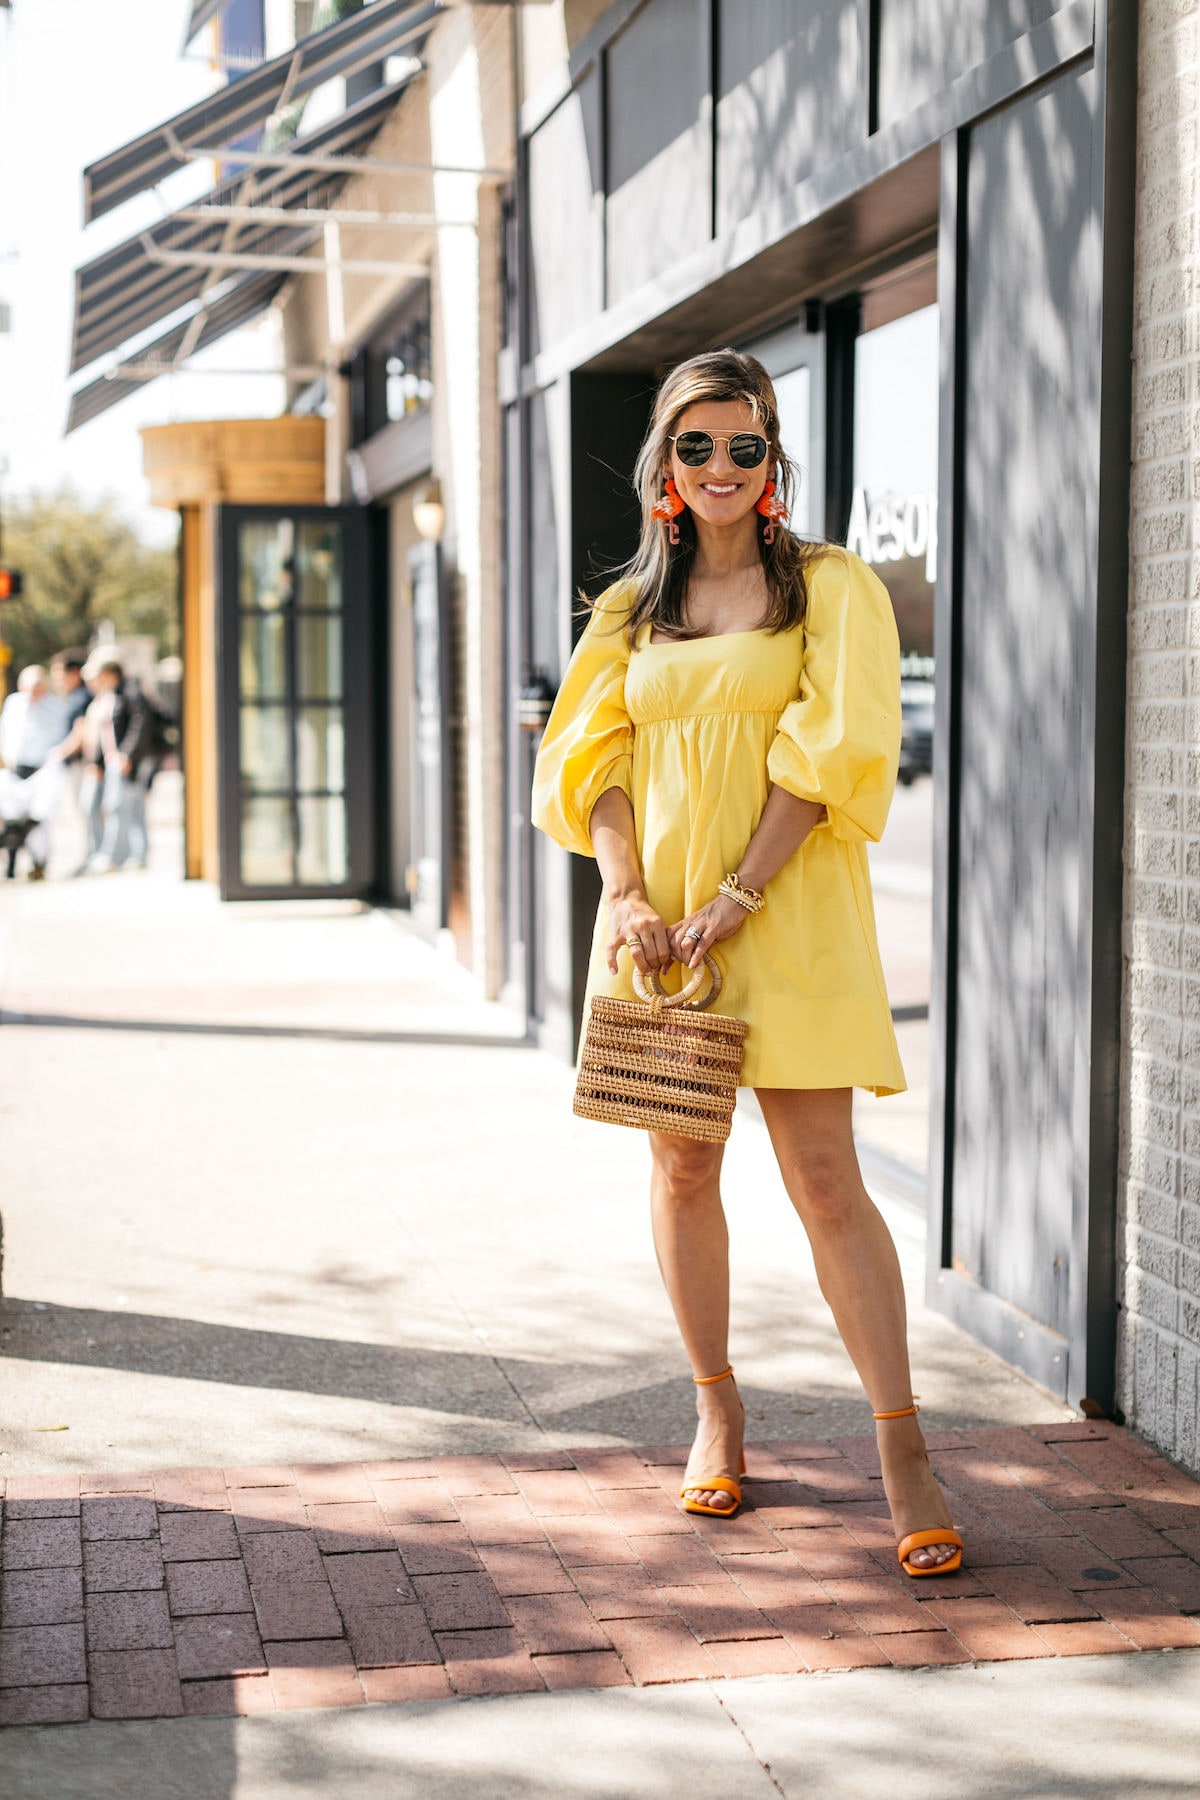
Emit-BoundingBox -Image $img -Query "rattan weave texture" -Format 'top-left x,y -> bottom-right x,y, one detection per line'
574,970 -> 747,1142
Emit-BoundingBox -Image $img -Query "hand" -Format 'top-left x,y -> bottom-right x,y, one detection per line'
606,894 -> 673,976
668,893 -> 749,970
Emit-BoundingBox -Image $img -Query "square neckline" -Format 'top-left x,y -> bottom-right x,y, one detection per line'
641,622 -> 775,648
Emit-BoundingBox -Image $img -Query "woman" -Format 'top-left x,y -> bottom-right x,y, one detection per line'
531,348 -> 961,1577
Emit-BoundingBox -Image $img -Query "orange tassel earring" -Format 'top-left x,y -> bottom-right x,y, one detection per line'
651,475 -> 685,545
755,479 -> 788,546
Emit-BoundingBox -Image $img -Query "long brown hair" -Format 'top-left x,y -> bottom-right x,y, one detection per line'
597,348 -> 825,646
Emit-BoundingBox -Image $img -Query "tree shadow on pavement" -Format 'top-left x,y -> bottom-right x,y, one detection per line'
0,1299 -> 536,1419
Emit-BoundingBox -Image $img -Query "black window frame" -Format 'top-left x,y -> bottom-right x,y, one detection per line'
216,501 -> 376,902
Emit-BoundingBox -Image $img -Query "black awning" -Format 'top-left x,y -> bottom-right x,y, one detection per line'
65,273 -> 285,435
84,0 -> 438,222
70,80 -> 412,378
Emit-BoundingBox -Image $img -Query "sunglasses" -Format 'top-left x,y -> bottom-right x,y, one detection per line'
670,430 -> 769,469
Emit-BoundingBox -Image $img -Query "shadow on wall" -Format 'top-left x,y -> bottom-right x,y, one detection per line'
948,57 -> 1101,1340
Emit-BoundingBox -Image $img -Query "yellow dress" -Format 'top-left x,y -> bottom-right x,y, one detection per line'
530,545 -> 906,1094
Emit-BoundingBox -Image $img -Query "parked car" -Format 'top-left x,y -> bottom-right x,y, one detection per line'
899,676 -> 934,784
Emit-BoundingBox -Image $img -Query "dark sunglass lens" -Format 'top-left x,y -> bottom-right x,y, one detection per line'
675,432 -> 714,466
729,434 -> 768,468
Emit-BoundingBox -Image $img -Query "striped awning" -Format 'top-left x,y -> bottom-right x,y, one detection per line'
84,0 -> 438,222
65,274 -> 285,435
70,80 -> 411,378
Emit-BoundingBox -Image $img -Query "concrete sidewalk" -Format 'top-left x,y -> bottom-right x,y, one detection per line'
0,786 -> 1068,1474
3,818 -> 1198,1794
5,1651 -> 1200,1799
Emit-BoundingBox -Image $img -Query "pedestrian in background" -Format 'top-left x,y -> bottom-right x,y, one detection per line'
85,658 -> 149,873
0,664 -> 69,879
49,653 -> 94,868
532,348 -> 962,1578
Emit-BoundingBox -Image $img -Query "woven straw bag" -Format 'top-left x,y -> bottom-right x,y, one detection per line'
574,951 -> 747,1143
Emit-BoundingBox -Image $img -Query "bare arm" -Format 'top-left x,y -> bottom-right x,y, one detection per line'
48,717 -> 86,762
668,787 -> 825,970
735,786 -> 825,892
589,787 -> 673,975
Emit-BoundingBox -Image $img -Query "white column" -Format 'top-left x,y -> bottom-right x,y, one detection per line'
427,12 -> 506,997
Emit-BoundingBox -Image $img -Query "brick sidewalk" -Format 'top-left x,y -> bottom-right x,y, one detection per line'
2,1420 -> 1198,1726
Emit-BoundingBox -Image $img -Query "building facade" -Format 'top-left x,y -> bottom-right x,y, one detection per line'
508,0 -> 1140,1432
67,0 -> 1200,1473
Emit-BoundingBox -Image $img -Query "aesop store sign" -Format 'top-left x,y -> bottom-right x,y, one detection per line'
846,487 -> 938,584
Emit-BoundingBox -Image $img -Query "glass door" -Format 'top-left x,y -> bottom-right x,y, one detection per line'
217,505 -> 375,901
846,285 -> 939,1185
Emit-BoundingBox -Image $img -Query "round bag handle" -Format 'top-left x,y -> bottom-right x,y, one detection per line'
629,950 -> 723,1012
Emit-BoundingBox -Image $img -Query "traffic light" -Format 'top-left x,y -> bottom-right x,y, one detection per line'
0,568 -> 24,601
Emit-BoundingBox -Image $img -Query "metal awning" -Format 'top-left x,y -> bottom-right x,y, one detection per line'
84,0 -> 439,222
65,273 -> 286,434
70,80 -> 413,377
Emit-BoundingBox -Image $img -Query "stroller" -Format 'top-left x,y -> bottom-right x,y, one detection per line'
0,763 -> 66,879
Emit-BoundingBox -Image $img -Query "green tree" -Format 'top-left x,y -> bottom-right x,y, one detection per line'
0,488 -> 178,674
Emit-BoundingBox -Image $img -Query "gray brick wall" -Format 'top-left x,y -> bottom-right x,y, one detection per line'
1118,0 -> 1200,1471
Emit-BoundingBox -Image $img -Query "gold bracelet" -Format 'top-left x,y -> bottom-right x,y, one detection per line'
717,872 -> 765,914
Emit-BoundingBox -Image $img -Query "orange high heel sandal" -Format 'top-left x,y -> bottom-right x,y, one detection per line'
681,1366 -> 747,1518
874,1403 -> 964,1577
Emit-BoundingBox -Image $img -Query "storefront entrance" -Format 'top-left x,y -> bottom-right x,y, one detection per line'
744,267 -> 939,1192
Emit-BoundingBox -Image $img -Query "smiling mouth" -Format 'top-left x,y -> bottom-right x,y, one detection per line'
700,481 -> 740,496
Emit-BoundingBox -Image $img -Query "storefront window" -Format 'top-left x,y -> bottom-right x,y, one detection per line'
849,304 -> 938,673
773,364 -> 813,533
384,313 -> 433,423
849,300 -> 939,1179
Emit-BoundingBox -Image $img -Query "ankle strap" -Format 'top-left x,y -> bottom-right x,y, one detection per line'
873,1402 -> 920,1419
694,1366 -> 734,1386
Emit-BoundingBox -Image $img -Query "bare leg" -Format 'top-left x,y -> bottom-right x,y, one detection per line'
755,1087 -> 958,1568
648,1130 -> 743,1511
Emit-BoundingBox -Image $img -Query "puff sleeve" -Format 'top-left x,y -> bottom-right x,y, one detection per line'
530,582 -> 636,858
766,548 -> 901,844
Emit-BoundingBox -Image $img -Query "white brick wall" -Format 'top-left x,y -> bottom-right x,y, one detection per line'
1119,0 -> 1200,1471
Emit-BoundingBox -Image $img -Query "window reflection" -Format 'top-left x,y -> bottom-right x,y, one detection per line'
239,520 -> 294,613
385,312 -> 433,422
296,707 -> 345,793
240,614 -> 287,700
298,797 -> 348,886
850,300 -> 938,1180
297,613 -> 343,701
295,524 -> 343,612
241,797 -> 293,886
239,707 -> 290,791
850,305 -> 938,667
773,364 -> 813,533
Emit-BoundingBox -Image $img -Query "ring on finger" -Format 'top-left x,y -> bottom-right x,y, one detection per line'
683,927 -> 703,943
625,937 -> 640,947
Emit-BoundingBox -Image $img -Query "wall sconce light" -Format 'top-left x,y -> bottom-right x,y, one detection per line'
413,477 -> 445,543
